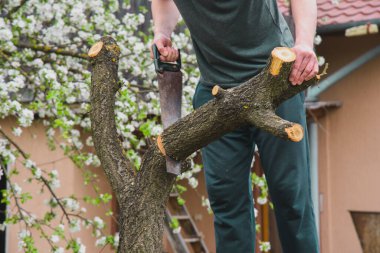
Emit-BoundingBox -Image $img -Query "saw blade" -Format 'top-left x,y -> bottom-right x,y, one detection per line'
158,71 -> 182,175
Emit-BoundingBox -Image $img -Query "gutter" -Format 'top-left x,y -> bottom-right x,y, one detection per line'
307,44 -> 380,101
317,19 -> 380,35
308,122 -> 320,240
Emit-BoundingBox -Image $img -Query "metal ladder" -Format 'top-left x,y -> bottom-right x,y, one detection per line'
165,191 -> 209,253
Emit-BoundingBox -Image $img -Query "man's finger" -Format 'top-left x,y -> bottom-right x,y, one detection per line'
169,48 -> 175,61
299,59 -> 315,84
155,41 -> 168,57
305,61 -> 319,81
290,57 -> 305,85
295,55 -> 311,84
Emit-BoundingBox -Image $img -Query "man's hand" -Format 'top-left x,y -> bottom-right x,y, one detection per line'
289,44 -> 319,85
150,33 -> 179,62
151,0 -> 180,62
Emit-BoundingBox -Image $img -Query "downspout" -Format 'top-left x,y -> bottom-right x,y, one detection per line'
308,121 -> 320,239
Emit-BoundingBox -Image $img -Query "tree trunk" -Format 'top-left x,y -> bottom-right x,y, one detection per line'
88,37 -> 318,252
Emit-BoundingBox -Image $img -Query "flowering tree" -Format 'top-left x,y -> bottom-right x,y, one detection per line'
0,0 -> 322,252
0,0 -> 200,252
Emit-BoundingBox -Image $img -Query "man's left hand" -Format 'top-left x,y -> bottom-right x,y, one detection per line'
289,44 -> 319,85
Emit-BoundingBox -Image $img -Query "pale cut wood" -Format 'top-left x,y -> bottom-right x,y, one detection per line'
270,47 -> 296,76
285,124 -> 304,142
211,85 -> 225,99
88,41 -> 104,58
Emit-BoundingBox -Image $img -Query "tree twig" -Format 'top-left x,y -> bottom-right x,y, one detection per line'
14,41 -> 89,60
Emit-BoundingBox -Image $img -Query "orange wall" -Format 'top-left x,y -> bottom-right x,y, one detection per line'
1,117 -> 115,253
316,35 -> 380,253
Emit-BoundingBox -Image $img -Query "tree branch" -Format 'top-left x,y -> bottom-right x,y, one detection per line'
89,38 -> 135,197
14,41 -> 89,60
158,47 -> 317,161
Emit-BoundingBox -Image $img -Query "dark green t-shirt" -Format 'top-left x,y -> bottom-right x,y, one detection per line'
173,0 -> 294,87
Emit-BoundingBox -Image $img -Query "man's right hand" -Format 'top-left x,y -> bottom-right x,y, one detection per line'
150,33 -> 179,62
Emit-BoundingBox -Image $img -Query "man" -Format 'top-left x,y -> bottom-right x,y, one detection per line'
151,0 -> 319,252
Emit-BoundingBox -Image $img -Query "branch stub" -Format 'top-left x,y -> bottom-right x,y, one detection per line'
270,47 -> 296,76
284,124 -> 304,142
212,85 -> 225,99
157,135 -> 166,156
88,41 -> 104,58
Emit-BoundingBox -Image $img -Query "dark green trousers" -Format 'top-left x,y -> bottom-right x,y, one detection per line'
193,82 -> 319,253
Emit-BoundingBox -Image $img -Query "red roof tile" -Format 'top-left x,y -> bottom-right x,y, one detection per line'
277,0 -> 380,27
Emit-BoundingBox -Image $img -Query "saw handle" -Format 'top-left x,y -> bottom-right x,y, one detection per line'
153,44 -> 181,73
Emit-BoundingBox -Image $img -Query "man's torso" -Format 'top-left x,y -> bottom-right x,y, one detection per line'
173,0 -> 294,87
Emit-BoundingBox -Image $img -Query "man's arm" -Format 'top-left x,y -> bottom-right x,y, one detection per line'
151,0 -> 180,61
289,0 -> 319,85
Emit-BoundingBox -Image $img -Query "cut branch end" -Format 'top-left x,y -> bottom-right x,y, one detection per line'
212,85 -> 225,99
157,135 -> 166,156
270,47 -> 296,76
284,124 -> 304,142
88,41 -> 104,58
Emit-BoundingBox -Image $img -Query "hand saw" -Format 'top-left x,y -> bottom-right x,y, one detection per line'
153,44 -> 182,175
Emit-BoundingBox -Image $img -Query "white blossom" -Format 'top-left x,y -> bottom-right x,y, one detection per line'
93,216 -> 105,229
50,235 -> 60,243
188,177 -> 198,188
24,159 -> 36,169
318,56 -> 326,66
69,219 -> 81,233
113,233 -> 120,247
13,183 -> 22,195
51,169 -> 59,177
314,35 -> 322,46
259,241 -> 271,252
201,196 -> 213,214
18,109 -> 34,127
85,136 -> 93,147
53,247 -> 64,253
257,196 -> 268,205
173,227 -> 181,234
95,236 -> 107,246
12,127 -> 22,136
63,197 -> 80,211
50,178 -> 61,189
18,229 -> 30,239
76,238 -> 86,253
33,168 -> 42,179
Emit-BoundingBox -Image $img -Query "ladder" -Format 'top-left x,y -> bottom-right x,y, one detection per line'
165,191 -> 209,253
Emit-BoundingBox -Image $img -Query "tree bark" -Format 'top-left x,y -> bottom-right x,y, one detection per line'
89,37 -> 318,252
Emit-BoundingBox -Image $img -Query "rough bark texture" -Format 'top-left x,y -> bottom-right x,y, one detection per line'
89,36 -> 318,252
